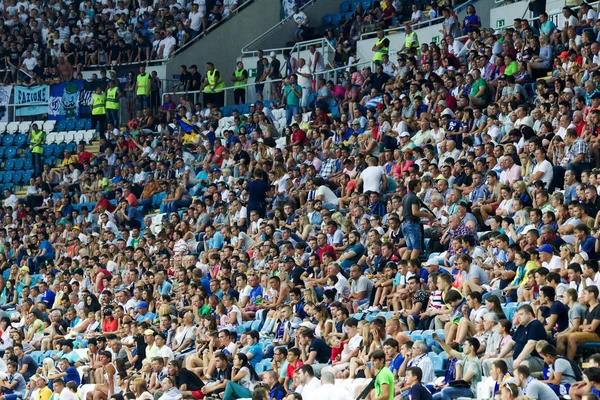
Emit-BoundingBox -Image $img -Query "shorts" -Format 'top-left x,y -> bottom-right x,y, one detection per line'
255,83 -> 264,93
190,390 -> 204,399
301,87 -> 311,108
402,222 -> 422,251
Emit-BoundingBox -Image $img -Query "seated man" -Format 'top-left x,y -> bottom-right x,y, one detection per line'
557,285 -> 600,360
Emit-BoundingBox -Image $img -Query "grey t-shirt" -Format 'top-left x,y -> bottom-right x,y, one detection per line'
550,358 -> 577,385
462,355 -> 482,393
569,301 -> 586,328
525,379 -> 560,400
464,264 -> 491,285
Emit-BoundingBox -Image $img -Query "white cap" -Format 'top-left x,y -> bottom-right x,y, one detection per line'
270,51 -> 277,58
441,108 -> 455,117
400,131 -> 411,138
299,322 -> 316,330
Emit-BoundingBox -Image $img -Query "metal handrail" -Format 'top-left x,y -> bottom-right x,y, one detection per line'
241,0 -> 317,55
161,59 -> 373,108
360,0 -> 481,40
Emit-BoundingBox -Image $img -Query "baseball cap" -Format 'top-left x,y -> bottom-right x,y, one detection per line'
144,329 -> 156,336
400,131 -> 410,138
270,51 -> 277,58
536,244 -> 554,254
282,255 -> 295,263
137,301 -> 149,309
557,51 -> 569,59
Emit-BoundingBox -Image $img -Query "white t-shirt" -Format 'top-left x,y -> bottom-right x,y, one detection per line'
59,390 -> 79,400
532,159 -> 553,189
316,185 -> 339,205
188,10 -> 202,31
297,65 -> 312,88
156,345 -> 175,362
360,166 -> 384,193
543,255 -> 562,272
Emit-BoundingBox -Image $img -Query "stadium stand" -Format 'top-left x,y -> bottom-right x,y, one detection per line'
3,1 -> 600,400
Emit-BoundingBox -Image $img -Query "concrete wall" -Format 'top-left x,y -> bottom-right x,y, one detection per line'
165,0 -> 281,87
247,0 -> 347,51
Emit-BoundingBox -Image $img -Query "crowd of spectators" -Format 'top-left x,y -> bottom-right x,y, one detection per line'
0,0 -> 244,86
8,1 -> 600,400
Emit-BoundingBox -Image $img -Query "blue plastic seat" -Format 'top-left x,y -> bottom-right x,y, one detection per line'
14,159 -> 24,170
5,147 -> 17,159
4,159 -> 15,171
14,134 -> 27,147
0,147 -> 6,158
24,159 -> 33,170
4,172 -> 14,183
23,170 -> 33,183
65,119 -> 76,131
76,119 -> 86,130
2,135 -> 14,146
361,0 -> 372,8
331,13 -> 342,25
13,171 -> 23,185
152,192 -> 166,208
57,120 -> 67,132
0,172 -> 5,183
503,303 -> 519,321
322,14 -> 332,25
85,119 -> 92,129
340,1 -> 350,12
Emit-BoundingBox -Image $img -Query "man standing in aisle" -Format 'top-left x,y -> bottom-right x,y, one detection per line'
283,74 -> 302,126
105,79 -> 120,128
231,61 -> 248,105
202,62 -> 225,108
401,179 -> 434,261
296,58 -> 312,113
134,65 -> 150,111
91,85 -> 107,139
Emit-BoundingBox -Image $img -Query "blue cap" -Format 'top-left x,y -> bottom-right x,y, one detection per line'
536,244 -> 553,254
137,301 -> 149,309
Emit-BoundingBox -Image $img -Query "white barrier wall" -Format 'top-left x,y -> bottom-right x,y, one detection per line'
489,1 -> 529,28
356,22 -> 446,63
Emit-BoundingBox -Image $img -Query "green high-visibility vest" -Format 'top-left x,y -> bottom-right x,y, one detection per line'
234,68 -> 248,90
92,93 -> 106,115
106,87 -> 119,110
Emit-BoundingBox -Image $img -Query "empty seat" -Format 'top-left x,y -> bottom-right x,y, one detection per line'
55,132 -> 66,144
14,134 -> 27,147
4,159 -> 15,170
83,130 -> 95,144
18,121 -> 31,134
65,119 -> 76,131
65,131 -> 76,143
4,147 -> 16,159
43,120 -> 56,133
74,130 -> 85,143
0,123 -> 6,134
2,135 -> 14,146
46,132 -> 57,144
13,171 -> 23,185
4,172 -> 14,183
57,120 -> 67,132
14,159 -> 24,170
6,122 -> 18,134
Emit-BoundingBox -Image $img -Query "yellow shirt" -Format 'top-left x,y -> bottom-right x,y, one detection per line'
61,155 -> 78,166
98,177 -> 111,191
37,386 -> 52,400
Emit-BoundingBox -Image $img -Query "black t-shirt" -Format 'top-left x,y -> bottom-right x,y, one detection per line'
410,383 -> 433,400
512,319 -> 547,359
309,337 -> 332,364
401,191 -> 420,223
110,44 -> 120,61
372,72 -> 391,93
233,150 -> 250,166
177,368 -> 205,390
500,261 -> 517,289
7,50 -> 19,66
540,300 -> 569,333
585,304 -> 600,336
191,71 -> 202,90
289,266 -> 306,286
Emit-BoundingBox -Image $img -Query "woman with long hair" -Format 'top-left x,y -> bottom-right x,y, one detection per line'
222,353 -> 259,400
485,295 -> 507,320
132,377 -> 153,400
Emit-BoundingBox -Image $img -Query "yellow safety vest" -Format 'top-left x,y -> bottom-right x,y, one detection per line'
373,37 -> 389,62
30,129 -> 43,154
405,32 -> 420,53
234,68 -> 248,90
136,73 -> 150,96
204,69 -> 225,93
92,93 -> 106,115
106,87 -> 119,110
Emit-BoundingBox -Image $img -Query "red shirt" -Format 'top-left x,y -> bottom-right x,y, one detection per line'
125,193 -> 138,207
78,151 -> 94,164
96,197 -> 115,213
292,129 -> 308,145
317,244 -> 337,262
576,121 -> 586,136
444,94 -> 458,111
286,360 -> 304,378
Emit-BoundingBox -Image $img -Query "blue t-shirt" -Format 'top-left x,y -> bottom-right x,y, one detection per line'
136,311 -> 156,322
340,244 -> 365,270
63,366 -> 81,386
389,353 -> 403,376
581,235 -> 598,260
41,289 -> 56,308
249,285 -> 263,304
40,239 -> 55,259
246,343 -> 263,367
158,281 -> 173,296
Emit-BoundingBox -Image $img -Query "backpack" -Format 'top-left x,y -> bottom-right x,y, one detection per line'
553,356 -> 584,381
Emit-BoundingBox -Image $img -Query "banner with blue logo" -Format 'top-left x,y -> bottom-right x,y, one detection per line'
14,85 -> 49,116
48,80 -> 85,122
